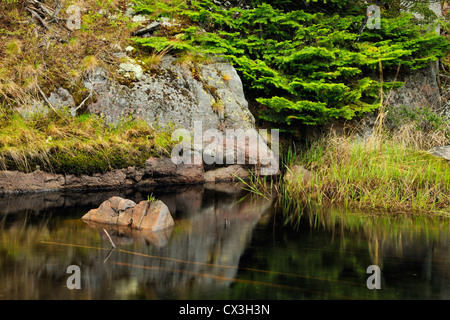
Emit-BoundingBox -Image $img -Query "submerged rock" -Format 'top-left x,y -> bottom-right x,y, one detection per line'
284,165 -> 312,186
85,221 -> 173,248
81,196 -> 174,231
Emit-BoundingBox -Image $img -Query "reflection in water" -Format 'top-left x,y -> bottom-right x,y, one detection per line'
0,185 -> 448,300
0,183 -> 274,299
263,204 -> 450,300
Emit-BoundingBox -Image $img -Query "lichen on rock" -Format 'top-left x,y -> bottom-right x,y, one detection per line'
87,55 -> 255,132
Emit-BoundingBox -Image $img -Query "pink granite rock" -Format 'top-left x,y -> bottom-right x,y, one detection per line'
82,197 -> 174,231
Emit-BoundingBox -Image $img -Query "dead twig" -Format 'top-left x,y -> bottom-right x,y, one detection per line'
26,8 -> 50,30
103,228 -> 116,248
36,82 -> 59,114
103,247 -> 115,263
73,87 -> 94,115
72,76 -> 102,115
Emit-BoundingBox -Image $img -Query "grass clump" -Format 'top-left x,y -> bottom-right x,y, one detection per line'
147,193 -> 157,203
0,111 -> 175,175
282,120 -> 450,215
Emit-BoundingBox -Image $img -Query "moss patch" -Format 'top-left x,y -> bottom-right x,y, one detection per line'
0,111 -> 175,175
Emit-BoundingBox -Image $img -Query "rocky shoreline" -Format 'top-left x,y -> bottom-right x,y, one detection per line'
0,156 -> 257,194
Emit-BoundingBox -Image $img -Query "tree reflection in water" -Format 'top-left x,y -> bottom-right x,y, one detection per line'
0,185 -> 448,299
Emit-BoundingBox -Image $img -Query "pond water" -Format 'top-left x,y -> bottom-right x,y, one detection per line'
0,183 -> 448,300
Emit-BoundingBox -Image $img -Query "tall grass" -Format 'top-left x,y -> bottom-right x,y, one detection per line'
0,110 -> 175,175
234,169 -> 277,201
282,126 -> 450,215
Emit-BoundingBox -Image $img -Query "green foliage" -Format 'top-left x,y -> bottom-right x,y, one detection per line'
132,0 -> 449,127
147,193 -> 157,203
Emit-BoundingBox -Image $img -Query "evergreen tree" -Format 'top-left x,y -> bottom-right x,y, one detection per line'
132,0 -> 449,127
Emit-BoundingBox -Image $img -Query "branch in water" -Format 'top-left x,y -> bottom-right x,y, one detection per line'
103,228 -> 116,248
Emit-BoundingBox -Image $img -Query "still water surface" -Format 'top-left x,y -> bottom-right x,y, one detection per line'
0,184 -> 448,299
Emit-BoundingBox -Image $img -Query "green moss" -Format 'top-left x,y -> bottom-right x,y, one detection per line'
47,147 -> 146,175
0,111 -> 174,175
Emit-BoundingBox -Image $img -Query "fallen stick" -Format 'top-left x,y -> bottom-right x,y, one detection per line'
27,8 -> 50,30
103,228 -> 116,248
103,247 -> 115,263
36,83 -> 59,114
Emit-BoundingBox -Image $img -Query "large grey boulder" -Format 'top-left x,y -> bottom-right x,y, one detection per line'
203,165 -> 250,183
86,55 -> 255,131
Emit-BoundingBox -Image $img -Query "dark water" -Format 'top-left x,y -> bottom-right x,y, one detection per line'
0,184 -> 448,300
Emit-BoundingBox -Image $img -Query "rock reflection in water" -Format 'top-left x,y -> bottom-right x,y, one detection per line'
84,221 -> 174,248
0,183 -> 275,299
81,182 -> 275,298
2,184 -> 448,300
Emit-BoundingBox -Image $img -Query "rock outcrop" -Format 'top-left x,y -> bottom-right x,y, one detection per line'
86,55 -> 255,131
0,150 -> 280,193
385,61 -> 442,112
428,145 -> 450,160
0,170 -> 66,193
81,196 -> 174,231
203,165 -> 250,183
4,32 -> 279,194
145,156 -> 204,184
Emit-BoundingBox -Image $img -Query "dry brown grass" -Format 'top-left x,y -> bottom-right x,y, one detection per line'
391,122 -> 450,150
0,0 -> 140,108
211,99 -> 225,114
222,73 -> 232,82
